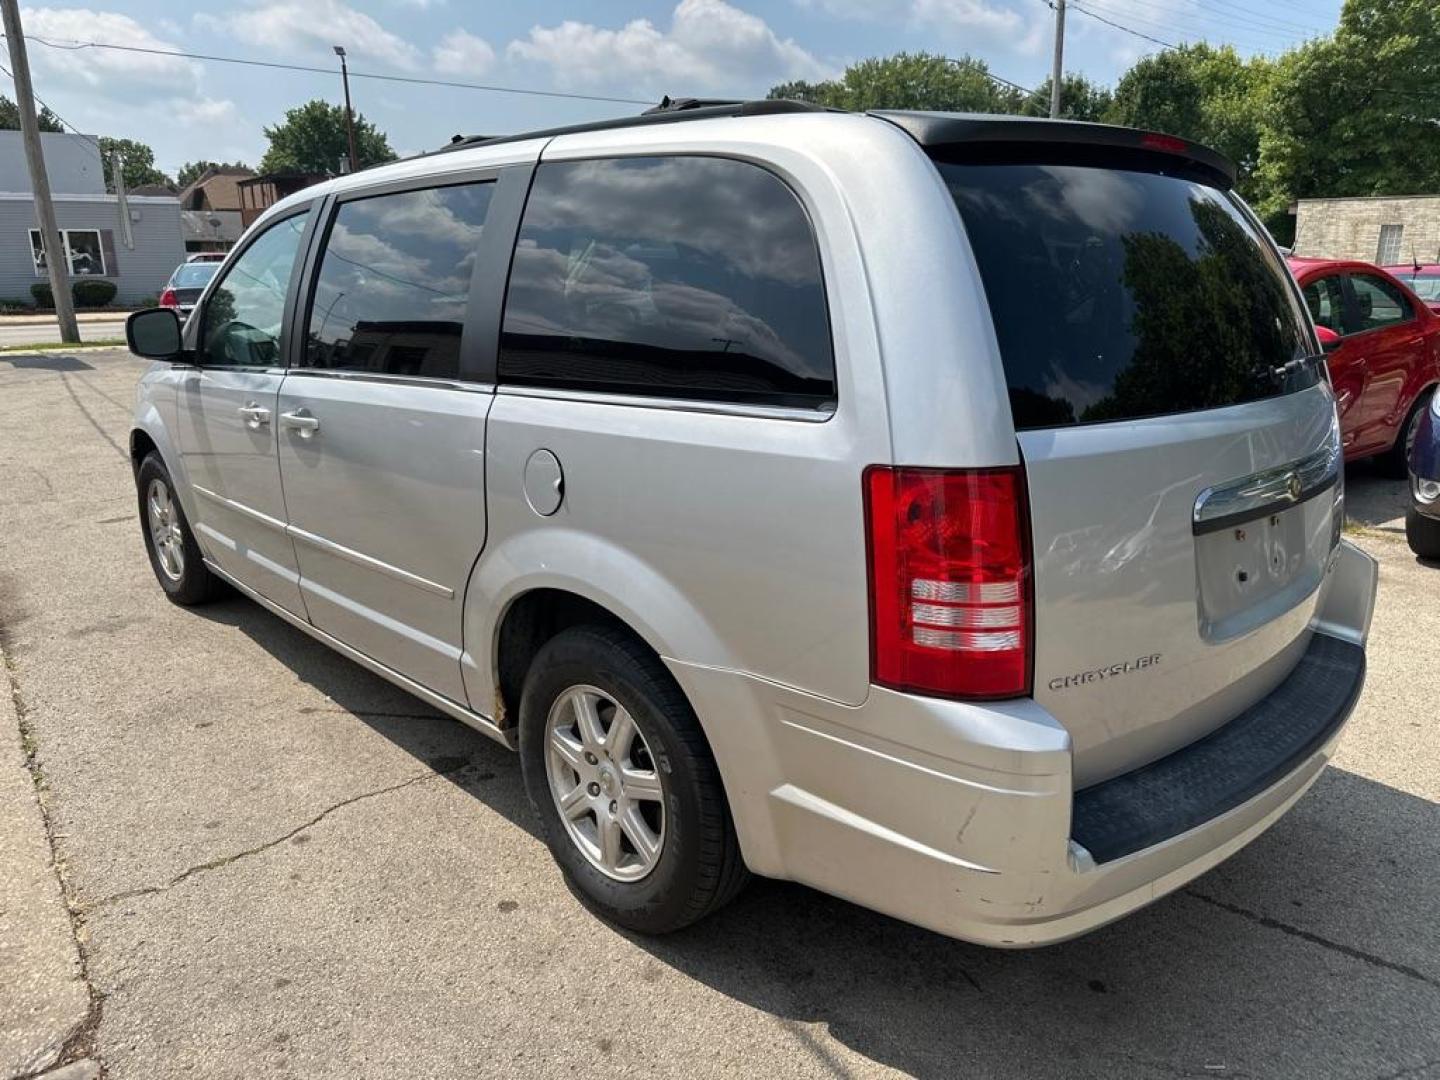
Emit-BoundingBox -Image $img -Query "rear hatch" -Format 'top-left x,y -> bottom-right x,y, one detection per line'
918,123 -> 1342,787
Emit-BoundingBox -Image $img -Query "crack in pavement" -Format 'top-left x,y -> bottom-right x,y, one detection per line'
2,644 -> 107,1075
1186,889 -> 1439,991
91,765 -> 465,910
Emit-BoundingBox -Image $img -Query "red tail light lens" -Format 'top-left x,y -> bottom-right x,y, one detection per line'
864,466 -> 1033,700
158,288 -> 177,308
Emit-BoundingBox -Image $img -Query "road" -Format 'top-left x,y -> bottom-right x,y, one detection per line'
1,347 -> 1437,1079
0,322 -> 127,348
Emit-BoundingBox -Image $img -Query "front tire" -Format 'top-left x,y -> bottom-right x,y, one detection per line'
1407,509 -> 1440,560
518,625 -> 748,933
136,452 -> 224,605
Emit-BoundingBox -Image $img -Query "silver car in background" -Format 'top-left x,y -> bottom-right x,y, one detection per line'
126,102 -> 1377,946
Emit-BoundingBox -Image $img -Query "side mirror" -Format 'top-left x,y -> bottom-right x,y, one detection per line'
126,308 -> 184,360
1315,325 -> 1342,355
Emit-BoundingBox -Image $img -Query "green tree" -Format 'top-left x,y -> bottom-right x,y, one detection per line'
258,99 -> 395,174
1254,0 -> 1440,231
176,159 -> 251,188
1020,75 -> 1114,121
1105,44 -> 1273,188
769,52 -> 1023,115
98,136 -> 171,192
0,94 -> 65,133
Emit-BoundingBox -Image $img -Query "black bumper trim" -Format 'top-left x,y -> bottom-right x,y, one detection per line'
1071,632 -> 1365,865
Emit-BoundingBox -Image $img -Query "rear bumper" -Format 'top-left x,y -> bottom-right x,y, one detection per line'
668,540 -> 1377,947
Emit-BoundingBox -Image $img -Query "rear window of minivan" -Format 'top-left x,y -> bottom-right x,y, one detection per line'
938,160 -> 1317,430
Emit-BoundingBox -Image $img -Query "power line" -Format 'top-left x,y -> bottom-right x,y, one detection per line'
1069,2 -> 1178,49
943,57 -> 1038,98
1090,0 -> 1319,43
1,32 -> 656,106
1078,0 -> 1282,52
0,56 -> 106,166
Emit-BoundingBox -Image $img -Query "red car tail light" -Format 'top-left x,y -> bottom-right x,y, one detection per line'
158,288 -> 177,308
864,466 -> 1033,700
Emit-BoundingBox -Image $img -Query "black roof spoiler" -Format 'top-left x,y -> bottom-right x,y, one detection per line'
870,110 -> 1237,190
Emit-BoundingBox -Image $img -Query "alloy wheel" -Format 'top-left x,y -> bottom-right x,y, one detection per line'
146,477 -> 185,582
544,684 -> 666,882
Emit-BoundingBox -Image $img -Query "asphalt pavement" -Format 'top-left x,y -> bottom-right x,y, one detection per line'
1,347 -> 1437,1079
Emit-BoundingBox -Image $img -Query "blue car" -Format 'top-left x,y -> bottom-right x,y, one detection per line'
1408,391 -> 1440,558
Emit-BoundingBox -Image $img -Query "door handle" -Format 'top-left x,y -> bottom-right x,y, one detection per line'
280,409 -> 320,438
238,403 -> 271,429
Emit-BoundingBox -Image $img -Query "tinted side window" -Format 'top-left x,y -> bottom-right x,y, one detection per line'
1302,276 -> 1346,335
498,156 -> 834,409
201,213 -> 307,368
1346,273 -> 1412,334
303,182 -> 494,380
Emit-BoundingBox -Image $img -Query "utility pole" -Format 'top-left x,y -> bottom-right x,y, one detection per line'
111,151 -> 134,249
334,45 -> 358,175
2,0 -> 78,342
1049,0 -> 1066,119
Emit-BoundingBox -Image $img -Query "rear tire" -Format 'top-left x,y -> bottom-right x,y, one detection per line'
1381,388 -> 1434,478
518,624 -> 748,933
136,452 -> 224,606
1407,509 -> 1440,560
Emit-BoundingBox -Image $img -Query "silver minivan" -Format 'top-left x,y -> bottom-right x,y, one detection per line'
127,101 -> 1377,946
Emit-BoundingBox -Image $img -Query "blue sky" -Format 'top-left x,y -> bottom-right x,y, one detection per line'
5,0 -> 1344,178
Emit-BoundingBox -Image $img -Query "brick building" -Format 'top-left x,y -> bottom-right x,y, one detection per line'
1293,195 -> 1440,265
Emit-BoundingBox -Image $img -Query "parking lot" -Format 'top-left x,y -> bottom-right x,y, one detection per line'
1,346 -> 1437,1079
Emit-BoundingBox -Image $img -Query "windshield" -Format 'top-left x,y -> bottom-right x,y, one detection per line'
1395,273 -> 1440,301
170,263 -> 220,289
937,160 -> 1317,429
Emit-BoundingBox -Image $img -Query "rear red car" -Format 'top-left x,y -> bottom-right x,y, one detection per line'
1288,257 -> 1440,472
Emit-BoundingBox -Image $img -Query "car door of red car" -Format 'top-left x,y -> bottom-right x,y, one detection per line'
1301,273 -> 1366,452
1343,271 -> 1425,455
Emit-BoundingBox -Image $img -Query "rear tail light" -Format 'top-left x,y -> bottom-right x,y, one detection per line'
864,466 -> 1033,700
158,288 -> 177,308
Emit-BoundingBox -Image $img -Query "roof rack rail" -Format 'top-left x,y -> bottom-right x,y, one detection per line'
435,97 -> 827,155
641,96 -> 744,115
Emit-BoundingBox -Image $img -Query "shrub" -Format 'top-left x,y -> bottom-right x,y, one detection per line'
136,294 -> 159,309
72,278 -> 117,307
30,282 -> 53,308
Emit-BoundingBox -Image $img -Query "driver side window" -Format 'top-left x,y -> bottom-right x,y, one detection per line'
200,212 -> 308,368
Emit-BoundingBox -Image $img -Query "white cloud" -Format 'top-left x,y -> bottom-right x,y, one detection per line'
798,0 -> 1031,45
506,0 -> 828,92
197,0 -> 420,70
432,29 -> 495,75
19,8 -> 199,99
910,0 -> 1024,36
172,97 -> 240,128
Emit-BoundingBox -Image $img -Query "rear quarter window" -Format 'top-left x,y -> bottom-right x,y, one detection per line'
498,155 -> 835,410
938,160 -> 1316,429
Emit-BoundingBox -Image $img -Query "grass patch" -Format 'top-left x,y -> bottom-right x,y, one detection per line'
0,338 -> 126,353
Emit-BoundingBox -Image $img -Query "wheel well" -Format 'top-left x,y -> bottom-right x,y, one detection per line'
494,589 -> 643,727
130,429 -> 158,473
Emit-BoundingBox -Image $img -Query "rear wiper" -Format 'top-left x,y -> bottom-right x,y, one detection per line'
1270,353 -> 1322,383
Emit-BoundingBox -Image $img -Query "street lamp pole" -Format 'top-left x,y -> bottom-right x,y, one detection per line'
334,45 -> 358,174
